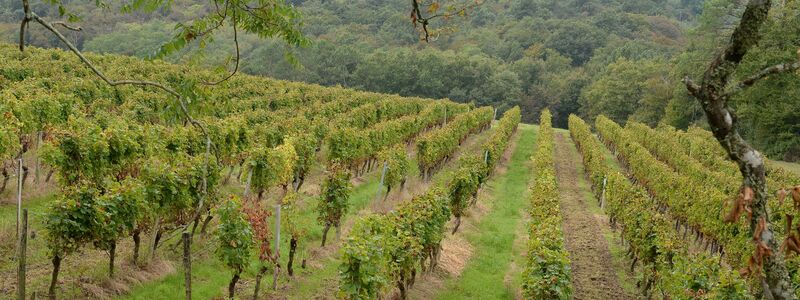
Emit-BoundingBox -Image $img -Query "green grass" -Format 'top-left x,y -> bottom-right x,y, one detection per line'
434,124 -> 536,300
125,259 -> 227,300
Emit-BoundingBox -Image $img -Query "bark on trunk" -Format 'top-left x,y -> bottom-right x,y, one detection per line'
48,255 -> 61,300
397,273 -> 407,300
253,266 -> 268,300
109,241 -> 116,278
200,214 -> 213,236
228,270 -> 241,299
287,237 -> 298,276
132,231 -> 141,265
321,224 -> 331,247
452,216 -> 461,234
1,168 -> 8,193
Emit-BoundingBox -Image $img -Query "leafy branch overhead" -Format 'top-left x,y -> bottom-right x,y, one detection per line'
410,0 -> 482,42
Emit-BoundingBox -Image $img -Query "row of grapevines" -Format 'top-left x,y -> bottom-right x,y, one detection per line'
655,124 -> 800,294
673,126 -> 800,188
339,187 -> 450,299
327,102 -> 467,169
416,106 -> 493,178
522,109 -> 571,299
483,106 -> 520,170
449,106 -> 521,233
629,123 -> 798,245
665,125 -> 800,206
339,108 -> 520,299
594,116 -> 754,274
625,122 -> 739,193
569,114 -> 750,298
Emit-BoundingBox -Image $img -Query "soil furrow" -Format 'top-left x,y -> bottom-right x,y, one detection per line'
553,132 -> 631,300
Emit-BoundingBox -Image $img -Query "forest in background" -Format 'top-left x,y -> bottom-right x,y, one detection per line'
0,0 -> 798,161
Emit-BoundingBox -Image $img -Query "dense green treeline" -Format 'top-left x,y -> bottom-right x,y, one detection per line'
1,0 -> 797,160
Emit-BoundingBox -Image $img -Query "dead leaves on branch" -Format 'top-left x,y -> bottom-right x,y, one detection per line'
740,217 -> 773,277
725,185 -> 754,223
734,185 -> 800,277
776,185 -> 800,209
781,214 -> 800,257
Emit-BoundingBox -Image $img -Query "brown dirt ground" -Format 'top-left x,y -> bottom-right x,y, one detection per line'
554,133 -> 632,300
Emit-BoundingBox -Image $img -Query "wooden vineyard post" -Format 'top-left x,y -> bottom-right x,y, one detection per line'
483,150 -> 490,183
600,176 -> 607,210
272,203 -> 281,290
17,158 -> 23,239
493,108 -> 498,121
18,209 -> 27,300
375,162 -> 388,201
182,232 -> 191,300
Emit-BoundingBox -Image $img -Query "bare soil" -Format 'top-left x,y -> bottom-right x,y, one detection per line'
553,133 -> 632,300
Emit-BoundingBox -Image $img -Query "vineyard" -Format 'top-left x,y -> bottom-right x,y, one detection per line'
2,42 -> 800,300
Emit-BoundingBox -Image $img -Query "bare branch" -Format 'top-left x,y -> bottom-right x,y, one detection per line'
411,0 -> 481,43
724,60 -> 800,96
411,0 -> 430,42
19,0 -> 30,51
51,21 -> 82,31
201,8 -> 240,86
682,76 -> 701,97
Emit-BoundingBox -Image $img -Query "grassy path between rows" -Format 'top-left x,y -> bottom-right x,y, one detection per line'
431,124 -> 535,299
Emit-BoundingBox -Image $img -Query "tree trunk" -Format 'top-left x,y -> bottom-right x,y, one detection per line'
287,237 -> 298,276
191,214 -> 201,237
153,230 -> 163,255
397,273 -> 407,300
21,165 -> 29,189
108,241 -> 116,278
132,231 -> 141,265
1,168 -> 8,193
228,270 -> 241,299
253,266 -> 268,300
200,214 -> 213,236
682,1 -> 795,297
150,216 -> 161,261
321,224 -> 331,247
451,216 -> 461,234
48,255 -> 61,300
295,173 -> 305,192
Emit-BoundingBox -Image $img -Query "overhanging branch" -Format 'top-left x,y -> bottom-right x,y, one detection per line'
52,21 -> 82,31
19,9 -> 221,164
724,60 -> 800,97
201,7 -> 239,86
